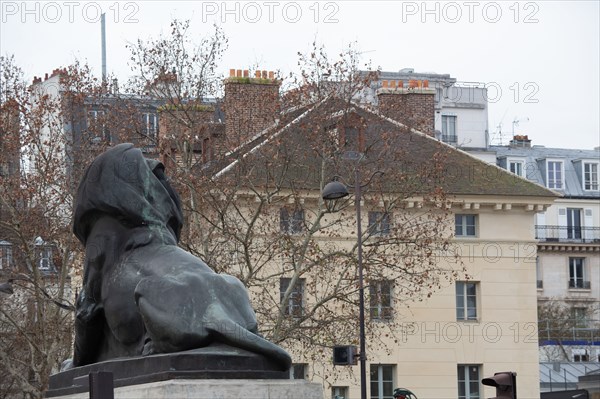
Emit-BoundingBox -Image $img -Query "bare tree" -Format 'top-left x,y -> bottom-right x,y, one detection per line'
0,56 -> 118,398
135,33 -> 466,371
538,299 -> 599,361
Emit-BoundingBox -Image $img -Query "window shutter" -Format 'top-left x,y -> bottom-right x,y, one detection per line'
558,208 -> 567,240
536,212 -> 546,240
583,208 -> 593,241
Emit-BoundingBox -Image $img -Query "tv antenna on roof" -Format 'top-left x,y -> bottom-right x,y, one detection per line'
512,116 -> 530,136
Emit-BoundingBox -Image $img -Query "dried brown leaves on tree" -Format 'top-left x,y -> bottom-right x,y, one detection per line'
131,29 -> 467,371
0,56 -> 124,398
1,20 -> 468,395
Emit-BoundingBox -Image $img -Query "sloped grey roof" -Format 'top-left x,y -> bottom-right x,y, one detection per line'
208,97 -> 558,199
493,145 -> 600,199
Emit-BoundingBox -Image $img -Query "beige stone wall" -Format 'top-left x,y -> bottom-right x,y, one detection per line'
251,194 -> 550,399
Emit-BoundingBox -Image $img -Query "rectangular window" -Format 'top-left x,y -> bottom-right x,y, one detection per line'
509,160 -> 524,177
569,258 -> 589,289
0,243 -> 13,270
280,207 -> 304,235
370,280 -> 393,320
455,214 -> 476,237
290,363 -> 307,379
583,162 -> 599,191
441,115 -> 457,144
566,208 -> 582,240
38,246 -> 52,271
368,211 -> 391,236
456,282 -> 477,321
141,112 -> 158,138
87,110 -> 109,141
547,160 -> 563,189
370,364 -> 394,399
332,386 -> 349,399
280,278 -> 305,317
342,126 -> 365,154
573,349 -> 589,362
571,307 -> 588,328
457,365 -> 480,399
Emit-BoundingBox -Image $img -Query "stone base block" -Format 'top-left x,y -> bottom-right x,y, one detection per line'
51,379 -> 323,399
47,345 -> 288,397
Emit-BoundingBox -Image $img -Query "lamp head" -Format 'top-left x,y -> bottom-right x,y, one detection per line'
322,180 -> 349,201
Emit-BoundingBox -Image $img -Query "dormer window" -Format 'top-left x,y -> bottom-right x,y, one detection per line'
141,112 -> 158,138
546,160 -> 563,189
508,159 -> 525,177
87,109 -> 109,142
341,126 -> 365,155
38,245 -> 53,271
338,112 -> 366,157
583,162 -> 599,191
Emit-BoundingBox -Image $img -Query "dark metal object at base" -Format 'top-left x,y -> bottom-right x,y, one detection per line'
46,344 -> 289,397
89,372 -> 114,399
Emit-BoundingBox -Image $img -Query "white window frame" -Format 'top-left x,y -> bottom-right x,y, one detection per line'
38,246 -> 52,271
441,115 -> 457,144
456,282 -> 478,321
370,364 -> 395,399
332,386 -> 349,399
289,363 -> 307,379
87,109 -> 108,141
455,214 -> 477,237
141,112 -> 158,138
457,364 -> 481,399
572,349 -> 589,362
369,280 -> 393,320
582,161 -> 599,191
0,242 -> 13,270
568,257 -> 588,289
508,158 -> 525,177
546,159 -> 564,189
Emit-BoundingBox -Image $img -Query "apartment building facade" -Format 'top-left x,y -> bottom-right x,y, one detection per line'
186,70 -> 557,399
362,69 -> 490,157
494,138 -> 600,370
4,66 -> 567,398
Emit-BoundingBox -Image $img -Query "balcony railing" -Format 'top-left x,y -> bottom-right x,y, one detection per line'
568,280 -> 591,289
539,319 -> 600,344
535,225 -> 600,243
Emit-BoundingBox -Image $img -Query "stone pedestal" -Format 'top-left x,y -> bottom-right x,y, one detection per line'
46,345 -> 294,397
49,379 -> 323,399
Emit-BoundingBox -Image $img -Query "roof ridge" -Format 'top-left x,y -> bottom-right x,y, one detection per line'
213,97 -> 329,179
350,100 -> 560,198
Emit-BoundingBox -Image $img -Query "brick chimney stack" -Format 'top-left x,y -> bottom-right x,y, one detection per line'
509,135 -> 531,148
377,80 -> 435,136
224,69 -> 280,149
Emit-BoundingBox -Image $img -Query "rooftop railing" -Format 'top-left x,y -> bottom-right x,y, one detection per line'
539,318 -> 600,344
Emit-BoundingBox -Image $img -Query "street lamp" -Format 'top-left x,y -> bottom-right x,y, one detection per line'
322,169 -> 383,399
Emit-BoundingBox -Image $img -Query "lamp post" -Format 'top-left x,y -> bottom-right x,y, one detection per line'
322,168 -> 382,399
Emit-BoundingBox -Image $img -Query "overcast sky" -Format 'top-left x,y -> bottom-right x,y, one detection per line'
1,1 -> 598,149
